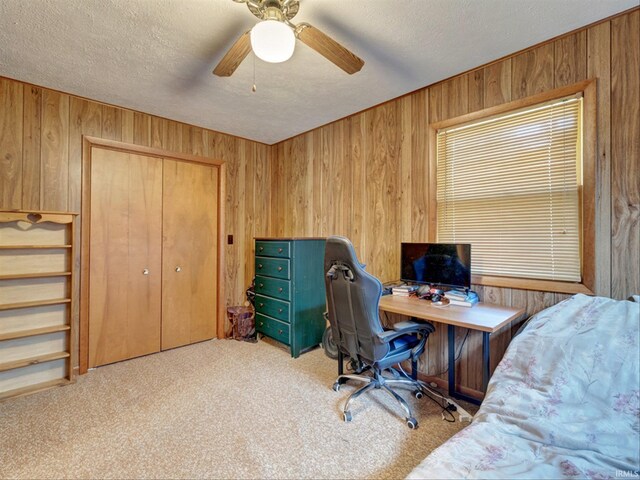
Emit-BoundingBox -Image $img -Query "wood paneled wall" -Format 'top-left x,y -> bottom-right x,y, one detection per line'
270,9 -> 639,393
0,79 -> 272,363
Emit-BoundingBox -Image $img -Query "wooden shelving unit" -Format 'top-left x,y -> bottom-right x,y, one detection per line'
0,245 -> 72,249
0,210 -> 77,401
0,272 -> 72,281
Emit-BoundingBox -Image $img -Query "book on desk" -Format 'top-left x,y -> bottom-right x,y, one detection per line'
445,289 -> 478,307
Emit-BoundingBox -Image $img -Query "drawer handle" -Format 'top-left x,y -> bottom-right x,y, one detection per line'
278,308 -> 283,313
259,283 -> 264,288
259,246 -> 264,251
277,266 -> 283,272
258,264 -> 263,269
260,321 -> 264,327
278,329 -> 283,335
142,268 -> 149,275
278,287 -> 283,293
259,303 -> 264,308
278,248 -> 283,253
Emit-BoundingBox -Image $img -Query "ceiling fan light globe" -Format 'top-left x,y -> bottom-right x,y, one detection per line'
250,20 -> 295,63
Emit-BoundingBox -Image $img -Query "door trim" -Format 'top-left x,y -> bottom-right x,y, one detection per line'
80,136 -> 226,374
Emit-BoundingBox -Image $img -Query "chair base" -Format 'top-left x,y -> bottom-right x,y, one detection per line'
333,367 -> 436,429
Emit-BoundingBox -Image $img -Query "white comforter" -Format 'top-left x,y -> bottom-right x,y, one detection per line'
408,294 -> 640,479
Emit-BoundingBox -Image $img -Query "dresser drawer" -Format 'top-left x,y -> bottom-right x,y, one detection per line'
255,256 -> 290,280
256,241 -> 290,258
255,275 -> 291,301
256,314 -> 290,345
255,294 -> 290,323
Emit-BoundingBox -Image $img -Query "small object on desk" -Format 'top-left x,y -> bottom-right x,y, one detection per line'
392,285 -> 418,296
430,298 -> 450,307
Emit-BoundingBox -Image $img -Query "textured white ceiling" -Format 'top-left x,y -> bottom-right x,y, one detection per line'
0,0 -> 636,144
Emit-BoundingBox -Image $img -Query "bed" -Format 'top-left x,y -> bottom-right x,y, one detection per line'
407,293 -> 640,479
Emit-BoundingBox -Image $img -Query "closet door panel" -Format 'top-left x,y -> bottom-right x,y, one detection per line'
127,154 -> 163,358
89,149 -> 129,368
162,159 -> 218,349
88,149 -> 162,367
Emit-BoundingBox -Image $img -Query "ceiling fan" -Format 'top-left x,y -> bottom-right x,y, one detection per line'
213,0 -> 364,77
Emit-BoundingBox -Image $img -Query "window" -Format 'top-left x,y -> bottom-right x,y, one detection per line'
430,82 -> 596,294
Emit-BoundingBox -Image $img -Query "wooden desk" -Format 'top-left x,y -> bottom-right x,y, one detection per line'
378,295 -> 524,404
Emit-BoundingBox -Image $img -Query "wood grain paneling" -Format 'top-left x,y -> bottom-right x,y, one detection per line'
22,86 -> 40,211
41,91 -> 69,212
100,105 -> 122,141
588,21 -> 612,297
133,112 -> 151,146
511,43 -> 555,100
442,74 -> 469,120
0,78 -> 23,210
484,59 -> 511,108
270,8 -> 640,393
555,30 -> 587,87
410,90 -> 429,241
611,10 -> 640,299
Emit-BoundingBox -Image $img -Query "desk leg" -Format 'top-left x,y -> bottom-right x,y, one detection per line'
448,325 -> 455,398
447,325 -> 482,406
482,332 -> 490,392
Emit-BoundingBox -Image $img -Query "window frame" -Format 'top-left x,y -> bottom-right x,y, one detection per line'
427,79 -> 596,295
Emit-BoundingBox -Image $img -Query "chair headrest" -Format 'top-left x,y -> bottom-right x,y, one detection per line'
324,236 -> 362,273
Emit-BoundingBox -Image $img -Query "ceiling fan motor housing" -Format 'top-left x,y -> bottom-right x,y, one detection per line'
248,0 -> 300,21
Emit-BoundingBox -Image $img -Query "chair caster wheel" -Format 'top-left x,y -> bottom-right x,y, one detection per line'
414,390 -> 423,399
406,417 -> 418,429
343,411 -> 352,422
332,382 -> 341,392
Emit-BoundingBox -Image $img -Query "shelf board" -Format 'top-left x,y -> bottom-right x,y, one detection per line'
0,272 -> 72,281
0,245 -> 72,249
0,378 -> 71,402
0,324 -> 70,341
0,298 -> 71,312
0,352 -> 70,373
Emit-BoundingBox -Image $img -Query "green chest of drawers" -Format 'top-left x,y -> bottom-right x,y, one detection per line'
254,238 -> 326,357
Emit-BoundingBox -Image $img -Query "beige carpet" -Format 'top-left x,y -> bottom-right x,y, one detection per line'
0,339 -> 470,479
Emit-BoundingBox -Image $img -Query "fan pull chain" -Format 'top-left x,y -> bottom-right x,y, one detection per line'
252,53 -> 257,92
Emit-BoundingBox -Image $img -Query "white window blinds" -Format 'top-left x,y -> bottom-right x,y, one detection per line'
436,97 -> 582,282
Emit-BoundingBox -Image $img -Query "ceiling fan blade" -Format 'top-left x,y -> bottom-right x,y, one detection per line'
295,23 -> 364,74
213,30 -> 252,77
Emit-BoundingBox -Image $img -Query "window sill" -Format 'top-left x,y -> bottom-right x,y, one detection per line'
471,274 -> 593,295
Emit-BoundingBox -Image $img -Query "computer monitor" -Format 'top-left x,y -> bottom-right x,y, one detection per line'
400,243 -> 471,290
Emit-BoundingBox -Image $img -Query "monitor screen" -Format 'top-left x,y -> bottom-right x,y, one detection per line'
400,243 -> 471,289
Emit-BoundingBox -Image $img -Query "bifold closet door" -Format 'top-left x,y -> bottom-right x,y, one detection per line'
88,149 -> 163,368
161,160 -> 218,350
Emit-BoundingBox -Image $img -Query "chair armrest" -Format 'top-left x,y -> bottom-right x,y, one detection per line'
378,321 -> 434,343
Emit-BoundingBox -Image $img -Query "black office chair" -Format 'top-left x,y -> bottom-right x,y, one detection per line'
324,236 -> 436,429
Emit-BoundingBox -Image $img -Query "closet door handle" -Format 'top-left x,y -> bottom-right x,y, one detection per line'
175,266 -> 182,272
142,268 -> 149,275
